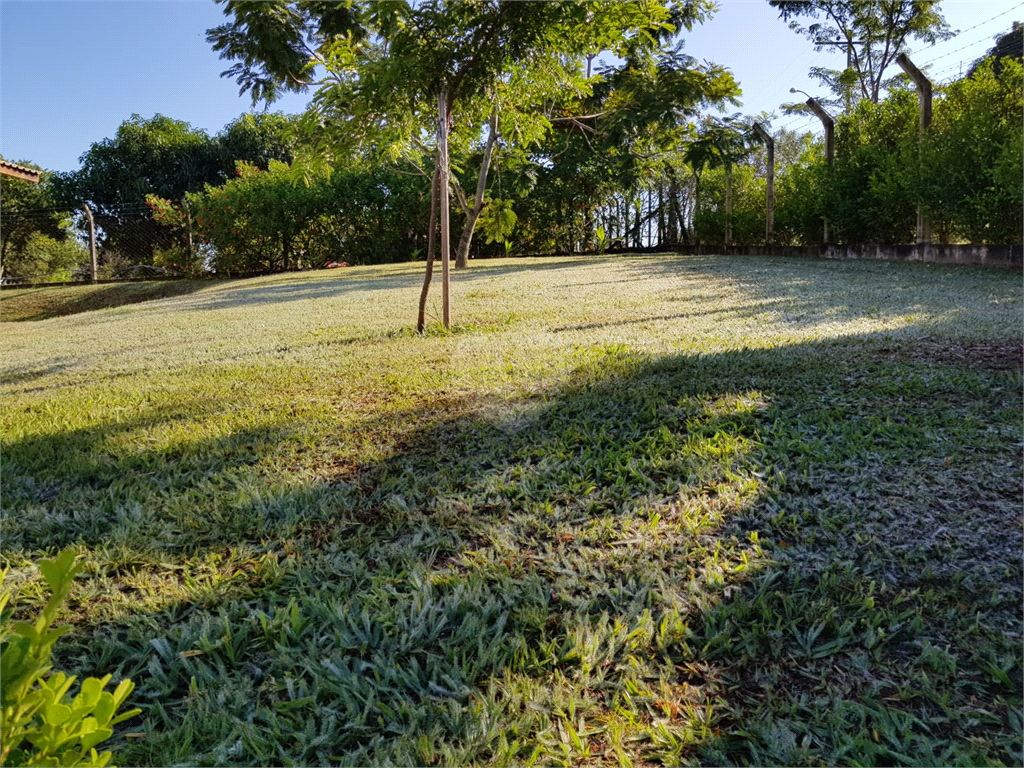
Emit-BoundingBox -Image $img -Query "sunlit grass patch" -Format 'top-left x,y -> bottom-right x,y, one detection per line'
1,253 -> 1020,766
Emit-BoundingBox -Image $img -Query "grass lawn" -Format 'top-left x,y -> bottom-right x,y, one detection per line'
1,253 -> 1021,767
0,280 -> 214,322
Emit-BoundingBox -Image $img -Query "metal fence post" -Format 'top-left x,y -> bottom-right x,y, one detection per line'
83,203 -> 98,283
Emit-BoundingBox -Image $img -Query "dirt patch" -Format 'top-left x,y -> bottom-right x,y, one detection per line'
888,341 -> 1023,372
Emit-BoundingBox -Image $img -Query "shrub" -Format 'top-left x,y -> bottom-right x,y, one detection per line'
0,550 -> 140,768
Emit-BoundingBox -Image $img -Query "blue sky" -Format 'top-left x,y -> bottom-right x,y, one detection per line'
2,0 -> 1020,173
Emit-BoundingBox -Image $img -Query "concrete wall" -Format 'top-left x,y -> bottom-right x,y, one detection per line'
667,243 -> 1022,269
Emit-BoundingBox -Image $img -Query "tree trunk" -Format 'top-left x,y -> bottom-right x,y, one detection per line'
666,167 -> 679,245
657,184 -> 664,248
725,163 -> 733,247
623,195 -> 629,249
693,174 -> 701,246
454,109 -> 498,269
632,196 -> 642,249
438,90 -> 451,329
417,163 -> 441,333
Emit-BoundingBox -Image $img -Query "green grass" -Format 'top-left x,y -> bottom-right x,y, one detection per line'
1,253 -> 1021,767
0,280 -> 215,322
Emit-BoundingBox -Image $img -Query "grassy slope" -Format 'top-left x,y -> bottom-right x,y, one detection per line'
1,254 -> 1021,767
0,280 -> 215,322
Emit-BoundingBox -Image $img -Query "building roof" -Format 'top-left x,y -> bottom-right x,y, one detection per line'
0,160 -> 42,183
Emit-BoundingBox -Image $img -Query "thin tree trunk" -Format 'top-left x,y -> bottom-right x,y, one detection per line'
666,166 -> 679,245
693,174 -> 701,246
454,109 -> 498,269
725,163 -> 733,247
618,196 -> 626,250
657,184 -> 664,248
417,163 -> 441,333
438,89 -> 451,329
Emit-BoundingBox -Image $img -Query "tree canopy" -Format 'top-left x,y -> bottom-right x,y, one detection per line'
769,0 -> 952,105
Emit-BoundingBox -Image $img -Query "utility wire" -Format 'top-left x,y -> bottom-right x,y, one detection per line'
916,6 -> 1023,67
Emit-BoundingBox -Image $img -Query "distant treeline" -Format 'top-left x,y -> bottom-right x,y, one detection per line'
2,55 -> 1020,281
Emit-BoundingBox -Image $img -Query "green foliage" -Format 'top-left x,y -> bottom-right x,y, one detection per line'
4,233 -> 87,281
49,112 -> 302,267
694,164 -> 767,245
774,140 -> 829,245
695,59 -> 1022,246
769,0 -> 952,105
0,551 -> 140,767
49,115 -> 222,264
475,197 -> 517,244
921,57 -> 1024,243
151,160 -> 430,275
218,112 -> 297,172
0,162 -> 77,279
826,88 -> 919,244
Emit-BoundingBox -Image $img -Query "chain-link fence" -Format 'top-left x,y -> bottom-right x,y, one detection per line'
1,203 -> 190,286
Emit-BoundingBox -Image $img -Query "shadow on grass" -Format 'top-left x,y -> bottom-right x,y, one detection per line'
2,332 -> 1021,766
186,257 -> 625,313
0,280 -> 218,322
629,253 -> 1022,333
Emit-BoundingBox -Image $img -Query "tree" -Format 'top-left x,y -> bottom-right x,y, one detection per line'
967,22 -> 1023,78
0,160 -> 80,279
684,116 -> 751,244
217,112 -> 297,174
827,88 -> 919,243
770,1 -> 952,105
50,115 -> 223,263
921,57 -> 1023,243
207,0 -> 707,327
149,159 -> 431,275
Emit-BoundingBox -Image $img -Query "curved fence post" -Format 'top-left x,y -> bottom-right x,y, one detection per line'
896,53 -> 933,245
83,203 -> 98,283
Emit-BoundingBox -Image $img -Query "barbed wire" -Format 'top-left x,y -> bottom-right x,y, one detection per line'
915,7 -> 1022,68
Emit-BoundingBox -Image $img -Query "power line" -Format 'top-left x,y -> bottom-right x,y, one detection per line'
762,39 -> 819,93
916,6 -> 1023,67
941,4 -> 1021,43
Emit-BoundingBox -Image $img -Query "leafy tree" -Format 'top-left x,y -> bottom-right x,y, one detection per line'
0,161 -> 80,279
968,21 -> 1023,78
217,112 -> 297,174
206,1 -> 367,105
206,0 -> 716,327
773,136 -> 829,245
50,115 -> 223,263
921,57 -> 1023,243
4,232 -> 87,281
150,159 -> 430,275
502,42 -> 740,254
826,88 -> 919,243
770,1 -> 952,105
683,116 -> 751,243
693,164 -> 767,245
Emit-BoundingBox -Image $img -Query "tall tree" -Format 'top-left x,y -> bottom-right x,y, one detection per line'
206,0 -> 708,325
217,112 -> 297,175
0,160 -> 79,279
50,115 -> 223,262
967,22 -> 1023,78
770,1 -> 952,105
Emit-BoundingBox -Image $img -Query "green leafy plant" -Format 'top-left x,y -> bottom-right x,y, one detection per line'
0,550 -> 140,767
